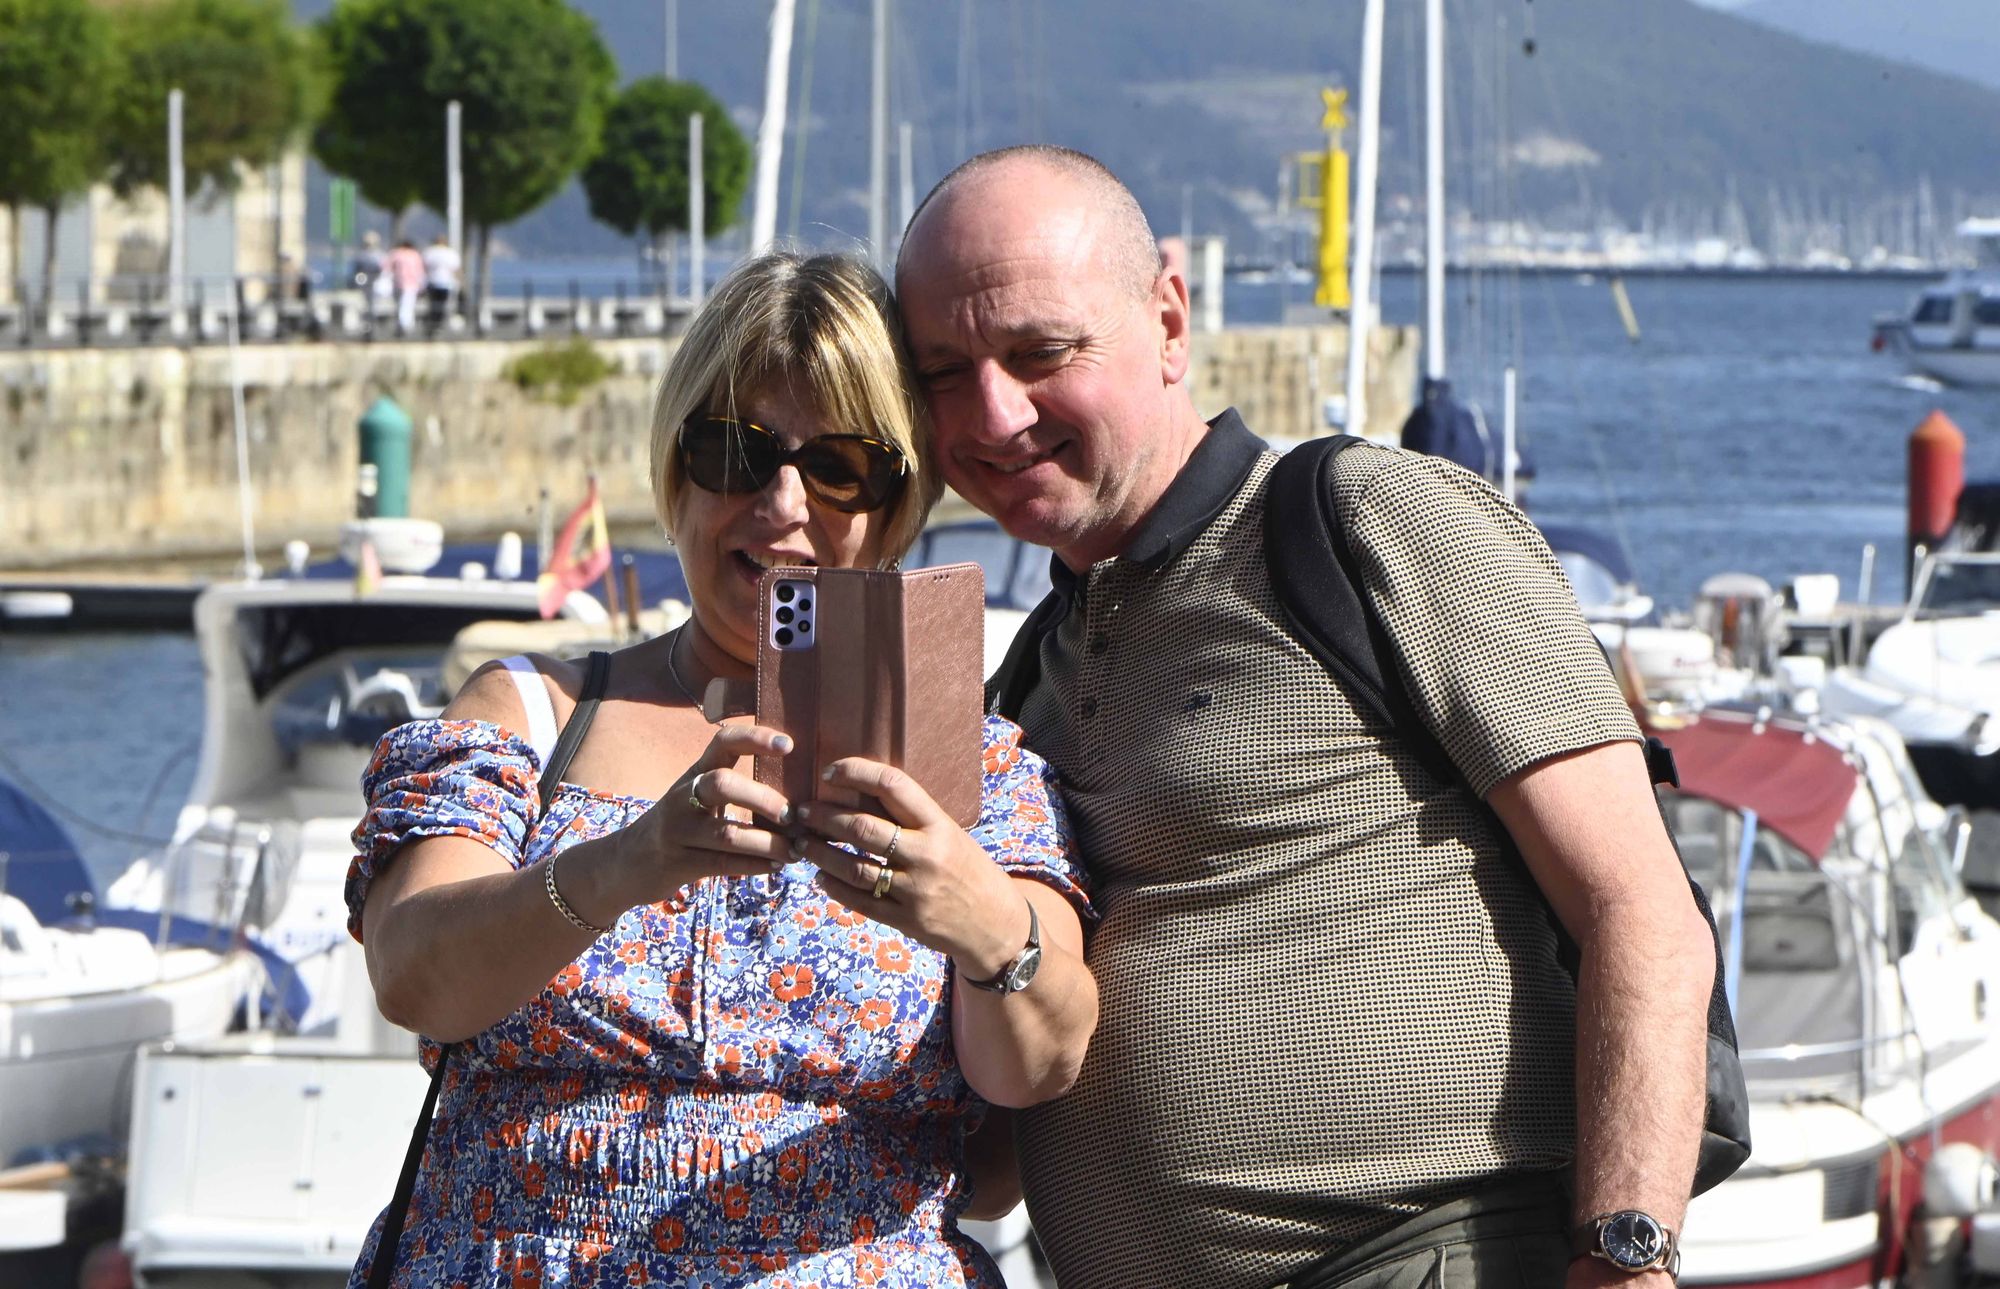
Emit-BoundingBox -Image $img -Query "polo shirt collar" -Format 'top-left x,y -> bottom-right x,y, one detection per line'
1048,407 -> 1265,594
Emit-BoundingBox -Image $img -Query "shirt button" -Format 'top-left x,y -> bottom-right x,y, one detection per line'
1080,698 -> 1099,719
1088,635 -> 1109,656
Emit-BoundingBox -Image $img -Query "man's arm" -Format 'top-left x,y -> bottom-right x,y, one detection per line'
1486,738 -> 1715,1288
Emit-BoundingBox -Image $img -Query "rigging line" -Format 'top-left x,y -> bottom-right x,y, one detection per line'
0,738 -> 177,848
1006,0 -> 1031,140
955,0 -> 973,159
784,0 -> 823,242
1527,263 -> 1641,576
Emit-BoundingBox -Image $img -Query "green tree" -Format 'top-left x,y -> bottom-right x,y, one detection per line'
582,77 -> 751,281
0,0 -> 115,304
314,0 -> 616,308
103,0 -> 318,197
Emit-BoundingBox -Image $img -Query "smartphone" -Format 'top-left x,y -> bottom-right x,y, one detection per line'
753,563 -> 985,827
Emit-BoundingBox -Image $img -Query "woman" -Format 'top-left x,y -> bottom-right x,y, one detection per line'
345,251 -> 1096,1288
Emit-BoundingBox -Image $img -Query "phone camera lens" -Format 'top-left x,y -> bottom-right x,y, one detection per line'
776,584 -> 795,603
797,620 -> 811,634
775,606 -> 794,625
797,597 -> 812,612
775,627 -> 794,646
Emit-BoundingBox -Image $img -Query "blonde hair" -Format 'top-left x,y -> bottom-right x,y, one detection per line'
649,250 -> 940,560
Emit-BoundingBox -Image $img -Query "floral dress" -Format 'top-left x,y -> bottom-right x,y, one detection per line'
343,713 -> 1086,1289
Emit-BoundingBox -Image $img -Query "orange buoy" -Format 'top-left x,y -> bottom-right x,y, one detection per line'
1909,409 -> 1966,558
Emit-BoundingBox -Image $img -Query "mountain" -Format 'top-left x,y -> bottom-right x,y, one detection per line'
299,0 -> 2000,261
1737,0 -> 2000,92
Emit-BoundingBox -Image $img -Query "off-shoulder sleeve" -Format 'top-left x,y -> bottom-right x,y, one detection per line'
343,718 -> 542,941
969,715 -> 1094,921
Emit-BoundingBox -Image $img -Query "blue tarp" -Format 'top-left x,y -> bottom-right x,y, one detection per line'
0,775 -> 95,925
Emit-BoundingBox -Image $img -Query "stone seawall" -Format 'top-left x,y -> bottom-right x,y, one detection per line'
0,324 -> 1416,568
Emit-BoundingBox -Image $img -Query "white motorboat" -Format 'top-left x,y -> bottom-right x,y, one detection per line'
111,524 -> 619,1282
1872,218 -> 2000,388
1821,550 -> 2000,810
1660,707 -> 2000,1285
0,779 -> 261,1255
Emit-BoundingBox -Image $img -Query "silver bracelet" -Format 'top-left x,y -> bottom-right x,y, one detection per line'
544,851 -> 610,935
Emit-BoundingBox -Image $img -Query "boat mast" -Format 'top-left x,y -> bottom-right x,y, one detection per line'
1424,0 -> 1446,384
1343,0 -> 1384,437
869,0 -> 890,265
749,0 -> 797,255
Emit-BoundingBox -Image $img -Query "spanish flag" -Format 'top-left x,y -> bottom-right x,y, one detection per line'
537,477 -> 612,618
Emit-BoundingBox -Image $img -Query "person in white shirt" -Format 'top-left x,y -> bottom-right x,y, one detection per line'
422,234 -> 462,333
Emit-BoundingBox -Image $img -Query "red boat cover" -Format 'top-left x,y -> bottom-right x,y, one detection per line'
1649,715 -> 1859,862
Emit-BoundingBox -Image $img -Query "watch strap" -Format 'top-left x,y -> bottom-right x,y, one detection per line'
961,899 -> 1040,993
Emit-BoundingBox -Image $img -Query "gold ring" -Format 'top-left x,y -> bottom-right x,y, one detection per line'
688,771 -> 706,813
871,862 -> 894,900
882,825 -> 903,863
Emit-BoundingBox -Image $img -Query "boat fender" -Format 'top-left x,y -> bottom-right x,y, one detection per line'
1924,1141 -> 1999,1220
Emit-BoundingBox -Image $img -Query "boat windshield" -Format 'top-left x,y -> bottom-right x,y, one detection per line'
269,648 -> 452,754
1917,559 -> 2000,617
1912,293 -> 1954,324
1664,795 -> 1870,1094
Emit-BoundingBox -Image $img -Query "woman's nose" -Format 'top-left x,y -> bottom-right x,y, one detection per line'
753,462 -> 812,524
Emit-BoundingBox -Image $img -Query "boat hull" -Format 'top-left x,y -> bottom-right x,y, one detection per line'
1876,321 -> 2000,387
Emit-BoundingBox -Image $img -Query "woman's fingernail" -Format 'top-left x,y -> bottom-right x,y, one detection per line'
778,805 -> 793,825
773,734 -> 794,754
789,835 -> 808,859
821,765 -> 837,782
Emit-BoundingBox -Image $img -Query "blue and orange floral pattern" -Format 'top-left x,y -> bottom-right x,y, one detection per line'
342,714 -> 1085,1289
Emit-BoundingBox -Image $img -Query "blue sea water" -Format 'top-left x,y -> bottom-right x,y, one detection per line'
2,270 -> 1996,883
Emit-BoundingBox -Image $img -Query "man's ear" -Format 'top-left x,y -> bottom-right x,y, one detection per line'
1156,268 -> 1192,386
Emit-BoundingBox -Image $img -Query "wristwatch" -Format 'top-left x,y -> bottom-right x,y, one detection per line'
961,901 -> 1042,994
1572,1211 -> 1679,1278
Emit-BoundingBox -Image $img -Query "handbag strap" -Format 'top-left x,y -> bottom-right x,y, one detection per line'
365,650 -> 612,1289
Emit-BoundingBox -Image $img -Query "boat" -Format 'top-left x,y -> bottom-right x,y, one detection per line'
1820,549 -> 2000,811
1872,219 -> 2000,388
1658,706 -> 2000,1285
0,775 -> 261,1259
108,521 -> 622,1282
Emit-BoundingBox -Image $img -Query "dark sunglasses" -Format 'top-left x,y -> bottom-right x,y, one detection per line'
679,415 -> 909,513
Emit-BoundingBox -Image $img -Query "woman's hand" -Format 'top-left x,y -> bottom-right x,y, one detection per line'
588,723 -> 800,915
790,757 -> 1027,974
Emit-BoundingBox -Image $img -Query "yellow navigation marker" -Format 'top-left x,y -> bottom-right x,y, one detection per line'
1296,87 -> 1352,310
1321,87 -> 1350,133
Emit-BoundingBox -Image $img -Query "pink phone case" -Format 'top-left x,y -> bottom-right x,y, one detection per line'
753,563 -> 985,827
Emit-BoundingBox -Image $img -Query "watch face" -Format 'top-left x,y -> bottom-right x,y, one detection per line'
1601,1212 -> 1666,1269
1006,944 -> 1043,993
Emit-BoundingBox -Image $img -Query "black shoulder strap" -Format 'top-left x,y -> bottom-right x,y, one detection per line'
539,650 -> 611,809
985,590 -> 1069,721
1263,437 -> 1460,786
367,648 -> 612,1289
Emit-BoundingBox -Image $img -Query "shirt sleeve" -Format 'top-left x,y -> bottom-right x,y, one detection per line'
343,718 -> 542,941
969,715 -> 1094,922
1332,444 -> 1641,797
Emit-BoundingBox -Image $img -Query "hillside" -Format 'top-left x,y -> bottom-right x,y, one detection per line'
298,0 -> 2000,260
1739,0 -> 2000,92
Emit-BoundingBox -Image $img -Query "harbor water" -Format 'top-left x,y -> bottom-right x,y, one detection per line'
3,270 -> 1997,887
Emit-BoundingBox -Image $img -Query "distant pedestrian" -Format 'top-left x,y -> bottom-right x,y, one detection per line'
422,234 -> 461,333
387,239 -> 426,335
354,231 -> 390,299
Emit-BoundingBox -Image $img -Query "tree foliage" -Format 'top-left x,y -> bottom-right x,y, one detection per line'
103,0 -> 318,197
0,0 -> 114,211
314,0 -> 616,249
582,78 -> 751,243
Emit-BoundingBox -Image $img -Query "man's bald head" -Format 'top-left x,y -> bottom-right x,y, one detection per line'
896,146 -> 1163,301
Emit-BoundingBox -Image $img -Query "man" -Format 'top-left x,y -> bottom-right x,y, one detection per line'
895,145 -> 1714,1289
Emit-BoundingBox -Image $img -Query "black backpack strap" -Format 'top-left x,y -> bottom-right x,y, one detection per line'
1263,437 -> 1458,786
366,649 -> 613,1289
985,590 -> 1069,720
1262,443 -> 1748,1194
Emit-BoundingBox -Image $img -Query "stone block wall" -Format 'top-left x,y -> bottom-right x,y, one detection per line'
0,322 -> 1416,568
